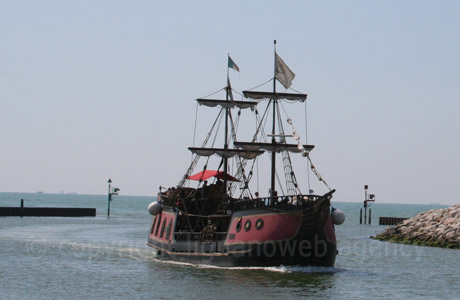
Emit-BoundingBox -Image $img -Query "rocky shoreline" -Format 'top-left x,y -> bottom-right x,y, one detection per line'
372,204 -> 460,249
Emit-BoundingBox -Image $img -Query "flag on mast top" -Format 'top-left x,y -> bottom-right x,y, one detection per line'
275,53 -> 295,89
228,56 -> 240,72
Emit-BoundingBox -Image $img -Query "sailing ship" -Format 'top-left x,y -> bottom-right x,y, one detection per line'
147,42 -> 345,267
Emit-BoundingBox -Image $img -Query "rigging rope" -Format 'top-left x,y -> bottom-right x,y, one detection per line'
280,100 -> 333,193
177,108 -> 224,188
192,101 -> 199,147
240,106 -> 266,198
286,118 -> 332,191
235,101 -> 270,197
228,108 -> 250,197
289,87 -> 306,95
231,102 -> 270,198
245,78 -> 274,91
231,88 -> 244,99
210,108 -> 224,148
280,97 -> 314,193
304,100 -> 311,192
199,88 -> 226,99
277,103 -> 301,195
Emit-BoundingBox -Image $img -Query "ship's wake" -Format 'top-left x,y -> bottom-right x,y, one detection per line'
150,256 -> 343,274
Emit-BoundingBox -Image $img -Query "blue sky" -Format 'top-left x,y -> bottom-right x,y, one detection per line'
1,1 -> 459,204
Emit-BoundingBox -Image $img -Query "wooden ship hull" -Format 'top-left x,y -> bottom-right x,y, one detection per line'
147,190 -> 337,267
147,45 -> 344,267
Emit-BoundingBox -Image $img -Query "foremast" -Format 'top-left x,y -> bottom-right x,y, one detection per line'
223,55 -> 232,192
178,55 -> 262,195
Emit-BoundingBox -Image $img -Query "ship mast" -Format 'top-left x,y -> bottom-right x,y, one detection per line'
223,57 -> 231,192
239,41 -> 309,199
181,56 -> 262,191
270,40 -> 277,199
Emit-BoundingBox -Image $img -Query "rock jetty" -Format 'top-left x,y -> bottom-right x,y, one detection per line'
373,204 -> 460,249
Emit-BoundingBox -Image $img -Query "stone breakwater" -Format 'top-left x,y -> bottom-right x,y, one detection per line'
373,204 -> 460,249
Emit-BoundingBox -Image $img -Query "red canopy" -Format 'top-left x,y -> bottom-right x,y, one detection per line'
188,170 -> 240,182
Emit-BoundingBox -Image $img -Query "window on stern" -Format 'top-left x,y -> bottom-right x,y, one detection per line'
160,218 -> 167,238
166,219 -> 173,240
150,217 -> 156,234
154,214 -> 162,236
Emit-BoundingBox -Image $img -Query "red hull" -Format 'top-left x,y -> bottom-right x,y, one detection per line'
148,204 -> 337,267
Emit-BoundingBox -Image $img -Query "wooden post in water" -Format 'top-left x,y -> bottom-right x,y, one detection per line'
360,208 -> 363,224
364,200 -> 367,225
369,209 -> 372,224
107,179 -> 112,217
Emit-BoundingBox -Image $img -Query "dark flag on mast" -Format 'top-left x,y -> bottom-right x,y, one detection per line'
227,55 -> 239,100
275,53 -> 295,89
228,56 -> 240,72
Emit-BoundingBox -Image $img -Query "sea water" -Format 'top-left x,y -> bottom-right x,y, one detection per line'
0,192 -> 459,299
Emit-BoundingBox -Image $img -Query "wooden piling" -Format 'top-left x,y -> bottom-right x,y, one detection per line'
20,199 -> 24,218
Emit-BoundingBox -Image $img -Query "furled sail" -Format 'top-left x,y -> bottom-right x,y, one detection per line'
188,147 -> 264,159
197,99 -> 258,110
234,141 -> 314,153
242,91 -> 307,102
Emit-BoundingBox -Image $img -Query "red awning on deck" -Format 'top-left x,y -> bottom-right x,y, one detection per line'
188,170 -> 240,182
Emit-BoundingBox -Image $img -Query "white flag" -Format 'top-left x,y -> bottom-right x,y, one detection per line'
275,53 -> 295,89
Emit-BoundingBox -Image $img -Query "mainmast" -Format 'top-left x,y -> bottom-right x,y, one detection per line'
270,40 -> 277,199
240,41 -> 309,199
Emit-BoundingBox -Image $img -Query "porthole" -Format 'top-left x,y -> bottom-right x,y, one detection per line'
236,217 -> 242,232
255,218 -> 264,230
244,220 -> 252,231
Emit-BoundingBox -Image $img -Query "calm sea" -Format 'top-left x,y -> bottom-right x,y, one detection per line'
0,192 -> 458,299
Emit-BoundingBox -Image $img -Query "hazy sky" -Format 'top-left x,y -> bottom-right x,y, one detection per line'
1,1 -> 459,204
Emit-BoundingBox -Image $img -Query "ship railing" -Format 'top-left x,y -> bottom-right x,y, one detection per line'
232,194 -> 325,212
174,231 -> 228,241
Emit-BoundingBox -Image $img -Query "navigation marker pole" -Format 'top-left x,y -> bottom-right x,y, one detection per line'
361,185 -> 375,224
107,178 -> 120,217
